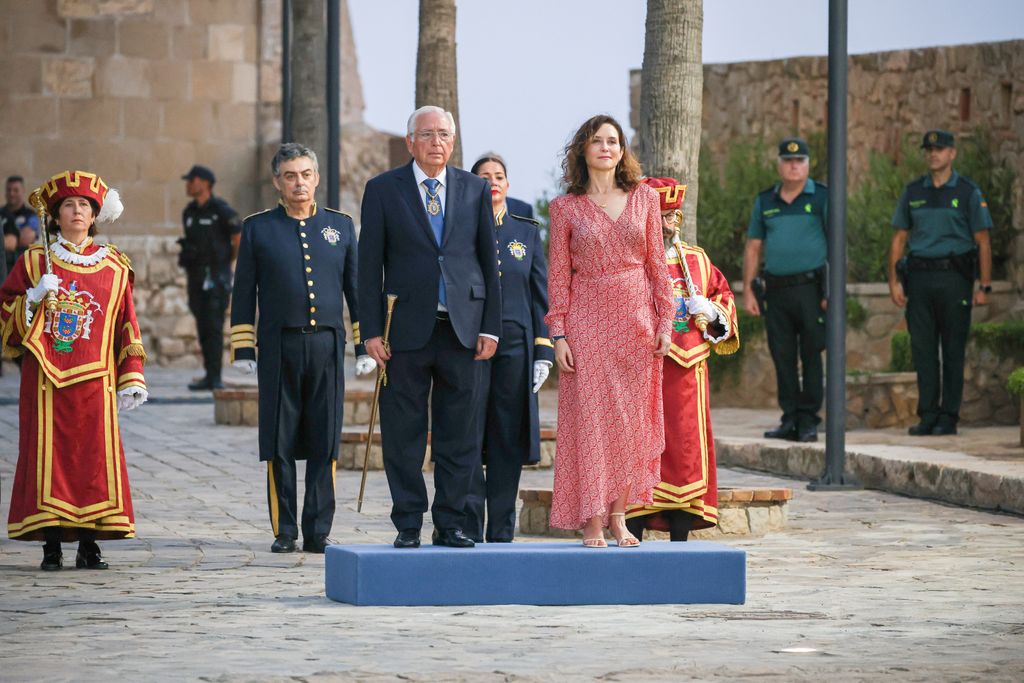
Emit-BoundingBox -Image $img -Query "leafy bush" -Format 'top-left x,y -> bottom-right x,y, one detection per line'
970,321 -> 1024,362
890,331 -> 913,372
1007,367 -> 1024,398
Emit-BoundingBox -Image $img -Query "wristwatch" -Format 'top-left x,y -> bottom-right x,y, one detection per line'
979,284 -> 992,294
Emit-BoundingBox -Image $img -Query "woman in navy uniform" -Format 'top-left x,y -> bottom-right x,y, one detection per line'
465,153 -> 554,542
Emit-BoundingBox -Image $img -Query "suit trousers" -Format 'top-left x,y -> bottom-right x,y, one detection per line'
186,272 -> 230,381
764,281 -> 825,430
466,322 -> 529,542
379,316 -> 479,532
905,269 -> 973,426
266,328 -> 339,540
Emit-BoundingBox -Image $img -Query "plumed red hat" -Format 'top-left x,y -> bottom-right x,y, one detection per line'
37,170 -> 123,224
643,176 -> 687,212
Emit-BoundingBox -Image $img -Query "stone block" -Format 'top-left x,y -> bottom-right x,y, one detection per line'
139,141 -> 196,183
123,97 -> 163,139
153,0 -> 188,24
69,19 -> 117,57
158,337 -> 186,357
58,0 -> 154,18
60,97 -> 120,137
746,506 -> 771,537
162,100 -> 214,142
119,17 -> 169,59
44,57 -> 95,98
212,102 -> 256,140
717,507 -> 748,535
232,62 -> 258,103
189,0 -> 258,25
12,0 -> 66,53
172,25 -> 207,60
147,61 -> 190,101
97,56 -> 150,98
0,97 -> 58,138
118,181 -> 168,228
259,62 -> 282,104
208,24 -> 246,61
240,399 -> 259,426
767,502 -> 787,531
192,60 -> 234,100
3,56 -> 43,96
91,140 -> 142,185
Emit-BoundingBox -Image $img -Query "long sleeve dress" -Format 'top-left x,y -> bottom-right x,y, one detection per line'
1,239 -> 146,542
544,184 -> 674,530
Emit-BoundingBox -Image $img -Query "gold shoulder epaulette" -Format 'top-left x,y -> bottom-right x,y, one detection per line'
105,242 -> 133,269
324,207 -> 352,218
243,208 -> 274,221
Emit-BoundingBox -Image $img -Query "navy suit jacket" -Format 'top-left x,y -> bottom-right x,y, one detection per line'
359,162 -> 501,351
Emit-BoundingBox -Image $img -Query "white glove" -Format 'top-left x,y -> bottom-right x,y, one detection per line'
233,359 -> 256,374
355,355 -> 377,376
532,360 -> 552,393
685,295 -> 718,323
27,274 -> 60,305
117,387 -> 148,412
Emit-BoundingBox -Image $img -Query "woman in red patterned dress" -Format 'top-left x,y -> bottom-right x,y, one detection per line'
545,115 -> 674,547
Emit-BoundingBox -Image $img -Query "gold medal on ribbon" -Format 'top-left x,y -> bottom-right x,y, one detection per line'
427,197 -> 441,216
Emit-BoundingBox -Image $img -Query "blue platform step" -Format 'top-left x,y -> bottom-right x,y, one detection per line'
325,541 -> 746,606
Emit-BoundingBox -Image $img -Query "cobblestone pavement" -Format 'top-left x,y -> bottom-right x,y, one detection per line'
1,365 -> 1023,681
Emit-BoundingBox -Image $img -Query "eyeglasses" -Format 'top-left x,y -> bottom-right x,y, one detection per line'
660,212 -> 680,224
414,130 -> 454,142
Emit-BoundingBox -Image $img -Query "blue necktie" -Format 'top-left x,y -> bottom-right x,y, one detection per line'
423,178 -> 446,306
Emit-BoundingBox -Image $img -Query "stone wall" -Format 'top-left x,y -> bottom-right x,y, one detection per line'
631,40 -> 1024,292
713,281 -> 1020,426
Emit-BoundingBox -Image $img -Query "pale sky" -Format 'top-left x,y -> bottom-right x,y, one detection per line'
348,0 -> 1024,206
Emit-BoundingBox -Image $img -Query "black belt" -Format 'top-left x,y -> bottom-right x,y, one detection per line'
763,268 -> 822,290
435,310 -> 450,321
907,255 -> 955,271
285,325 -> 328,335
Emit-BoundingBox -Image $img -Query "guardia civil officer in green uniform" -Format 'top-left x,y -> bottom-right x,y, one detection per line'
743,138 -> 828,443
230,143 -> 374,554
888,130 -> 993,436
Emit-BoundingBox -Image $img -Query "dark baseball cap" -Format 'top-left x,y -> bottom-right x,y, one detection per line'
778,137 -> 809,159
921,129 -> 955,149
182,164 -> 216,183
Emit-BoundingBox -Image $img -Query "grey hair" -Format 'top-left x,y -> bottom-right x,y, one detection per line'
271,142 -> 319,177
406,106 -> 457,137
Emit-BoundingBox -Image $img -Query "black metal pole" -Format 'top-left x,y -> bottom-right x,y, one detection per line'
326,0 -> 340,210
809,0 -> 861,491
281,0 -> 293,143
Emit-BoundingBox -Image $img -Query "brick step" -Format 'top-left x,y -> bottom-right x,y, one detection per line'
517,487 -> 791,540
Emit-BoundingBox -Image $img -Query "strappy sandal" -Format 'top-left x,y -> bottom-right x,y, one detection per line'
582,521 -> 608,548
610,512 -> 640,548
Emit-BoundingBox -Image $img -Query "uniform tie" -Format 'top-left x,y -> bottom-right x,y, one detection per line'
423,178 -> 446,306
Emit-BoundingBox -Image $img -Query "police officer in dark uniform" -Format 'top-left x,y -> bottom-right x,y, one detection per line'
465,154 -> 553,542
179,165 -> 241,390
230,143 -> 371,554
889,130 -> 993,436
743,138 -> 828,443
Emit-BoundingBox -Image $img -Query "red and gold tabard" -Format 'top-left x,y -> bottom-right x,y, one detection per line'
627,241 -> 739,531
1,240 -> 146,541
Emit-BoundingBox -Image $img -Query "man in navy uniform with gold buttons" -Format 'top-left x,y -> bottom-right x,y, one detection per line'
743,137 -> 829,443
230,143 -> 372,554
889,129 -> 993,436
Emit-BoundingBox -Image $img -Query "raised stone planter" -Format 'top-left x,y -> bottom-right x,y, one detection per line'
517,488 -> 791,540
214,386 -> 375,427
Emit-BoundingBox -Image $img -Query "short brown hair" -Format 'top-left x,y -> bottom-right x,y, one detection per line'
561,115 -> 642,196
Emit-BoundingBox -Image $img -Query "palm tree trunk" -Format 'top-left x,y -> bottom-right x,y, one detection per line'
638,0 -> 703,243
290,0 -> 328,203
415,0 -> 462,167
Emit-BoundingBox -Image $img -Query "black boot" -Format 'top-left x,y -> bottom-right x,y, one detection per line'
625,516 -> 646,543
41,528 -> 62,570
76,530 -> 109,569
668,510 -> 693,542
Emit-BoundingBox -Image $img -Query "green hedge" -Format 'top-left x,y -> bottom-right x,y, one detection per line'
891,321 -> 1024,372
1008,368 -> 1024,398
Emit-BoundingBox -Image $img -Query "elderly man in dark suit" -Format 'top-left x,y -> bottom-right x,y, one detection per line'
359,105 -> 501,549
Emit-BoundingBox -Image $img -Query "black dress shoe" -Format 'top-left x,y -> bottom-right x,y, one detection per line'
908,422 -> 936,436
187,377 -> 224,391
76,541 -> 109,569
393,529 -> 421,548
796,426 -> 818,442
302,535 -> 335,553
764,422 -> 797,440
931,422 -> 958,436
270,535 -> 297,553
431,528 -> 475,548
40,542 -> 62,571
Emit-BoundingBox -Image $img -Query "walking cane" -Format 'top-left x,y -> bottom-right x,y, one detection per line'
357,293 -> 397,512
27,189 -> 57,313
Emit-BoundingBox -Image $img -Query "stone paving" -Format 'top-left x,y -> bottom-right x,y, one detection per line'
1,363 -> 1023,681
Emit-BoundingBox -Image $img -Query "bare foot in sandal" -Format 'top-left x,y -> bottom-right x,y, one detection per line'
610,512 -> 640,547
582,516 -> 607,548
